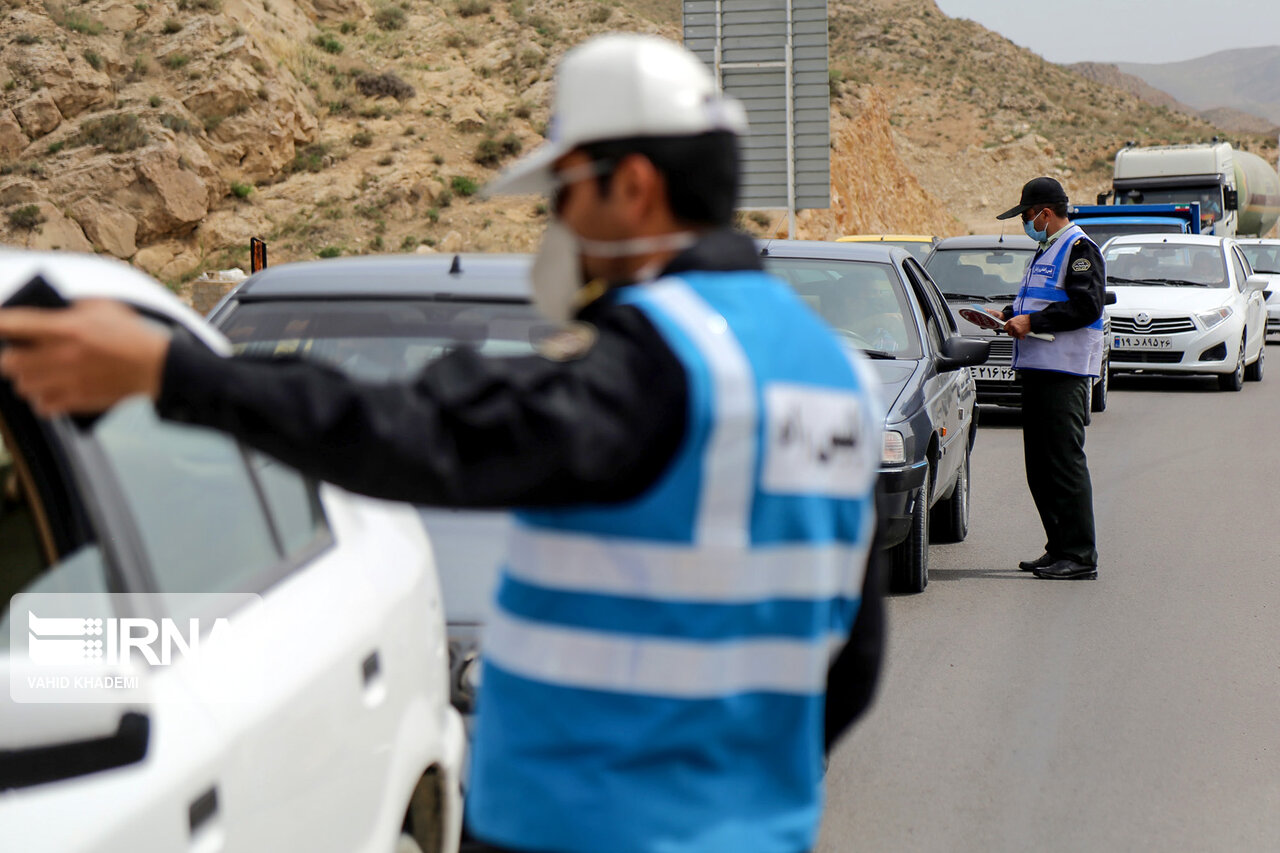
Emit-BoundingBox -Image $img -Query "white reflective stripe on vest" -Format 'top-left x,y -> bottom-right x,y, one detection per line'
484,609 -> 844,698
506,526 -> 870,603
643,280 -> 757,548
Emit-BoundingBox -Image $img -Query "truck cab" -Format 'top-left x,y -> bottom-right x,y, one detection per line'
1112,143 -> 1236,235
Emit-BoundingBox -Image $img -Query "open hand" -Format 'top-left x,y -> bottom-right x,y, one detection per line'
0,300 -> 170,417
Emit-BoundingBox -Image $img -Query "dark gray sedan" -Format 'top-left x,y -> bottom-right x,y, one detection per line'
759,240 -> 988,593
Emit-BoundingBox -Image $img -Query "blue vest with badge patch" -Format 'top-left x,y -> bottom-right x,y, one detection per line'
465,270 -> 881,853
1012,223 -> 1105,376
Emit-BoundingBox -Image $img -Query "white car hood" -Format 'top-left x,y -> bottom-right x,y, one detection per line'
0,250 -> 229,354
1107,285 -> 1232,316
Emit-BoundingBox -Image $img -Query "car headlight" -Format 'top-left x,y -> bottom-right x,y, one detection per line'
882,430 -> 906,465
1196,307 -> 1233,330
448,635 -> 483,713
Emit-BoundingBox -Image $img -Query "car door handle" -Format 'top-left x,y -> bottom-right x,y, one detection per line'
362,650 -> 386,707
189,785 -> 224,853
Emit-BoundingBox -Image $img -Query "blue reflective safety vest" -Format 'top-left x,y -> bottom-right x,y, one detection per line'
466,270 -> 881,853
1012,224 -> 1105,376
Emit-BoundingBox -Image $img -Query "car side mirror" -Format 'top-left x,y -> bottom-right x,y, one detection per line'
1224,189 -> 1239,211
1105,290 -> 1118,305
1245,274 -> 1268,294
937,335 -> 989,373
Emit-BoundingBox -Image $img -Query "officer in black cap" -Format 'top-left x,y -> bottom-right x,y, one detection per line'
991,177 -> 1105,580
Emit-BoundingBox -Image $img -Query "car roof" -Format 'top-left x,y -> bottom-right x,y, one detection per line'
836,234 -> 935,243
757,239 -> 910,264
230,253 -> 534,301
1104,234 -> 1229,248
931,234 -> 1037,251
1235,238 -> 1280,246
0,250 -> 228,353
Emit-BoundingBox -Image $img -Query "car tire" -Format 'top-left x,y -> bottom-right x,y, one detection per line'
931,443 -> 969,544
1245,339 -> 1264,382
1091,358 -> 1109,412
1219,334 -> 1246,391
890,471 -> 930,594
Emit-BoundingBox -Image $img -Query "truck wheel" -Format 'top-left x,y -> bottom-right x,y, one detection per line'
1245,339 -> 1264,381
931,444 -> 969,543
891,473 -> 930,593
1219,334 -> 1245,391
1091,359 -> 1109,412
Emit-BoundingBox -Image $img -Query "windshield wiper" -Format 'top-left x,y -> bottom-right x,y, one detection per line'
1106,276 -> 1152,285
1152,278 -> 1214,287
942,292 -> 1000,302
989,293 -> 1019,301
859,349 -> 897,360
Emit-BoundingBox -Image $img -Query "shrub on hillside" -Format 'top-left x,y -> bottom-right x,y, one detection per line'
355,71 -> 415,101
76,114 -> 149,152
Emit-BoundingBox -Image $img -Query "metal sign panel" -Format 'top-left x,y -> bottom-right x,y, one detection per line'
684,0 -> 830,233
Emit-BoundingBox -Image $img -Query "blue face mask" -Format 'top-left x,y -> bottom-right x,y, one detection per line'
1023,211 -> 1048,242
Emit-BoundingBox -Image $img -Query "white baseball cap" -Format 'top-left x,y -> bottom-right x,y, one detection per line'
483,34 -> 748,197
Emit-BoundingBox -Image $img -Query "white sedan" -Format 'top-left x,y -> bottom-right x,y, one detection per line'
1234,238 -> 1280,339
0,253 -> 464,853
1103,235 -> 1268,391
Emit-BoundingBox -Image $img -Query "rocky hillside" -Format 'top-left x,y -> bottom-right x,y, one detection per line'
1,0 -> 1273,290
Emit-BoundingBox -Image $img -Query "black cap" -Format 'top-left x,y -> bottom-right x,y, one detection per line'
996,177 -> 1069,220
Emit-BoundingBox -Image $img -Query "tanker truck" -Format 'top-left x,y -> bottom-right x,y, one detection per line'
1107,141 -> 1280,237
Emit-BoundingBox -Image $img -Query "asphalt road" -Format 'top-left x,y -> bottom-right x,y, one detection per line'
819,366 -> 1280,852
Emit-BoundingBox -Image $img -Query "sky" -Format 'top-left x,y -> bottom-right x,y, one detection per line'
933,0 -> 1280,64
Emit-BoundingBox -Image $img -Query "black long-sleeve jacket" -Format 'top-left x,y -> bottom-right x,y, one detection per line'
156,228 -> 884,749
1001,230 -> 1105,333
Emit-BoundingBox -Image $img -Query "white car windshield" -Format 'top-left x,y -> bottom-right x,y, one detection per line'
1103,244 -> 1228,288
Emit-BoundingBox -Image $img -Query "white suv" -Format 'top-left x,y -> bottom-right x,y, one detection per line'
0,252 -> 464,853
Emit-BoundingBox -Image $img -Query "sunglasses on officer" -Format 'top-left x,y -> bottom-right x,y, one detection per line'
548,159 -> 617,217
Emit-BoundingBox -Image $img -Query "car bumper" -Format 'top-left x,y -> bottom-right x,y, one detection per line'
877,460 -> 929,548
1109,324 -> 1239,374
1267,303 -> 1280,336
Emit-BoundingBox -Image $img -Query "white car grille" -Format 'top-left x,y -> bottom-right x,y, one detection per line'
1110,315 -> 1196,335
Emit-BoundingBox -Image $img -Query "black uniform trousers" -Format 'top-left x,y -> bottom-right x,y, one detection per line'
1019,368 -> 1098,567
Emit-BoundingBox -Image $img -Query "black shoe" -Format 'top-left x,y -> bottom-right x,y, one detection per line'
1018,553 -> 1055,572
1032,559 -> 1097,580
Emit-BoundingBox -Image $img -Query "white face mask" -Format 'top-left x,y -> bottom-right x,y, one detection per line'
530,221 -> 583,325
529,223 -> 700,324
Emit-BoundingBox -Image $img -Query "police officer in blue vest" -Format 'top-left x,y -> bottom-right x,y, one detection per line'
0,34 -> 886,853
993,177 -> 1105,580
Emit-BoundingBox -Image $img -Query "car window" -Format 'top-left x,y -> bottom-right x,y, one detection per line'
925,247 -> 1033,298
1230,248 -> 1249,291
1240,245 -> 1280,274
0,420 -> 49,603
902,263 -> 946,352
909,260 -> 957,334
220,299 -> 556,382
0,411 -> 109,646
763,257 -> 924,358
248,451 -> 327,555
92,399 -> 281,595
